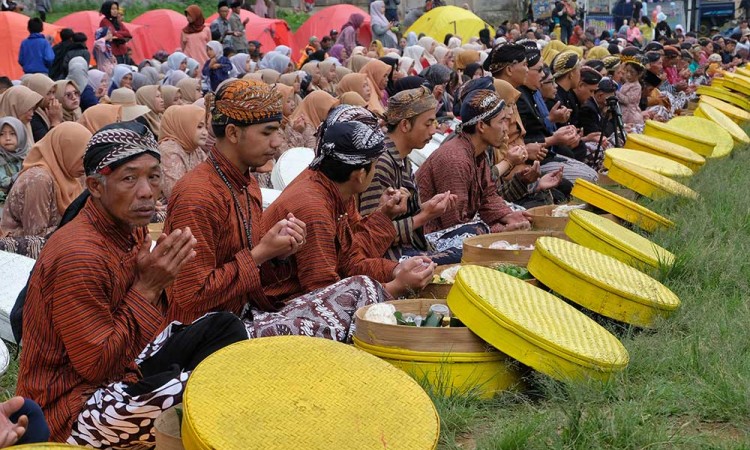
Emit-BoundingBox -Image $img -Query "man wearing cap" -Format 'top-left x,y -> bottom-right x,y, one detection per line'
358,87 -> 460,264
262,107 -> 436,303
579,76 -> 618,137
17,121 -> 249,446
417,89 -> 532,234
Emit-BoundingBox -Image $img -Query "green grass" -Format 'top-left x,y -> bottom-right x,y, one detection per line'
43,0 -> 309,32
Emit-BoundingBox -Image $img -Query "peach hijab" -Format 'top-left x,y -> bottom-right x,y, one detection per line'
159,105 -> 205,151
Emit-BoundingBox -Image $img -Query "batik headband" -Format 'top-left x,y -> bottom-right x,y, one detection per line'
207,79 -> 282,128
84,121 -> 160,176
385,86 -> 438,125
310,121 -> 385,169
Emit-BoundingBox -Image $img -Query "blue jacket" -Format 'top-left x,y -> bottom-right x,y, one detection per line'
79,84 -> 99,111
18,33 -> 54,74
202,56 -> 232,92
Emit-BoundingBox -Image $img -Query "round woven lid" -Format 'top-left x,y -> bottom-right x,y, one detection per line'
699,95 -> 750,122
454,265 -> 629,369
645,119 -> 715,146
568,209 -> 675,267
606,158 -> 699,200
667,116 -> 734,158
182,337 -> 440,450
605,148 -> 694,178
624,134 -> 705,167
534,237 -> 680,312
695,103 -> 750,144
572,179 -> 674,229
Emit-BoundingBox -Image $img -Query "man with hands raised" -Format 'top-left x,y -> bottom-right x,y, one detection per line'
359,86 -> 462,265
17,121 -> 249,447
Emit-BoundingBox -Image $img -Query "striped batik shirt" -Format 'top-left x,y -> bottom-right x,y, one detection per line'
358,136 -> 430,260
17,199 -> 165,442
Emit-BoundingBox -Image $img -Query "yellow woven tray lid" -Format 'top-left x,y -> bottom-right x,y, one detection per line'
568,209 -> 675,268
606,158 -> 699,200
696,85 -> 750,110
623,134 -> 705,168
572,179 -> 675,229
695,102 -> 750,144
667,116 -> 734,158
604,148 -> 694,178
644,119 -> 715,149
534,237 -> 680,312
699,95 -> 750,122
452,265 -> 629,370
182,337 -> 440,450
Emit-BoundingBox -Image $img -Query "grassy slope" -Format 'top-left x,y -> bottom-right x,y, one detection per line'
2,126 -> 749,448
433,134 -> 750,449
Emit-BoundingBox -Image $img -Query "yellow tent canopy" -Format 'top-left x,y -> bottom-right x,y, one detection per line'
407,6 -> 492,44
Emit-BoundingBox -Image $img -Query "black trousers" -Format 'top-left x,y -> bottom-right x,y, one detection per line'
125,312 -> 248,396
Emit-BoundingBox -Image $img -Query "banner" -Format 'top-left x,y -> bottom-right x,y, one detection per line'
585,15 -> 616,34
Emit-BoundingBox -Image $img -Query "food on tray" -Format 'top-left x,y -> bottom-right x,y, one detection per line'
363,303 -> 397,325
550,204 -> 587,217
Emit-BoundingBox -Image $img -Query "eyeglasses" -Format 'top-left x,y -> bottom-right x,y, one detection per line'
64,91 -> 80,99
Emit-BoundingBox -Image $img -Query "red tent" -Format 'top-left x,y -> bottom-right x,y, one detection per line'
54,11 -> 149,63
206,10 -> 292,53
131,9 -> 188,57
0,12 -> 62,80
292,5 -> 371,57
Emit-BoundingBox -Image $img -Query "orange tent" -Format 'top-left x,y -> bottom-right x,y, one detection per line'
293,5 -> 371,56
206,9 -> 292,52
54,11 -> 149,64
0,12 -> 62,80
131,9 -> 188,57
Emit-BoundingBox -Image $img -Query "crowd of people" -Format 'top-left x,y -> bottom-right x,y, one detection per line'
0,0 -> 748,447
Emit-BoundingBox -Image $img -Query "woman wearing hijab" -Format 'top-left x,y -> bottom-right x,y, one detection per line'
370,1 -> 397,49
348,54 -> 371,72
421,64 -> 454,118
336,13 -> 365,56
339,91 -> 368,106
135,85 -> 165,138
272,83 -> 296,159
336,72 -> 372,106
433,46 -> 454,67
1,122 -> 92,237
163,52 -> 189,87
77,104 -> 122,134
230,53 -> 251,78
335,65 -> 352,80
403,46 -> 425,73
278,71 -> 303,107
87,69 -> 110,100
282,90 -> 339,152
398,56 -> 417,76
259,51 -> 292,74
329,44 -> 348,64
161,85 -> 183,108
463,62 -> 484,80
202,40 -> 232,91
455,49 -> 480,72
257,69 -> 281,84
318,59 -> 340,94
418,37 -> 439,66
158,105 -> 208,201
368,40 -> 386,58
67,57 -> 98,111
181,4 -> 212,65
301,61 -> 325,91
0,86 -> 43,151
177,77 -> 202,104
21,74 -> 60,144
54,80 -> 82,123
360,58 -> 391,115
109,64 -> 133,94
0,117 -> 29,203
99,1 -> 132,64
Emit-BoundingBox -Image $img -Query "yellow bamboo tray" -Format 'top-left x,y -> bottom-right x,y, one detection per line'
462,231 -> 568,266
564,209 -> 675,270
182,337 -> 440,450
694,102 -> 750,144
698,95 -> 750,124
722,74 -> 750,97
571,179 -> 674,232
696,85 -> 750,111
604,158 -> 698,201
604,148 -> 694,178
421,263 -> 538,299
354,299 -> 522,399
528,237 -> 681,328
735,67 -> 750,78
667,116 -> 734,158
447,265 -> 629,381
623,134 -> 705,172
644,120 -> 716,157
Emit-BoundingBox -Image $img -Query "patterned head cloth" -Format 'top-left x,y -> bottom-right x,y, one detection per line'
207,79 -> 282,129
620,54 -> 645,70
314,105 -> 380,156
83,121 -> 161,176
385,86 -> 438,125
457,89 -> 506,133
602,55 -> 621,71
551,51 -> 581,79
453,76 -> 495,117
484,43 -> 527,75
580,66 -> 603,85
663,45 -> 680,58
517,39 -> 541,66
310,121 -> 385,169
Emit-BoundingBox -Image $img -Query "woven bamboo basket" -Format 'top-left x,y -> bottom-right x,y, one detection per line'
527,205 -> 620,232
462,231 -> 567,266
354,299 -> 523,398
155,405 -> 185,450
